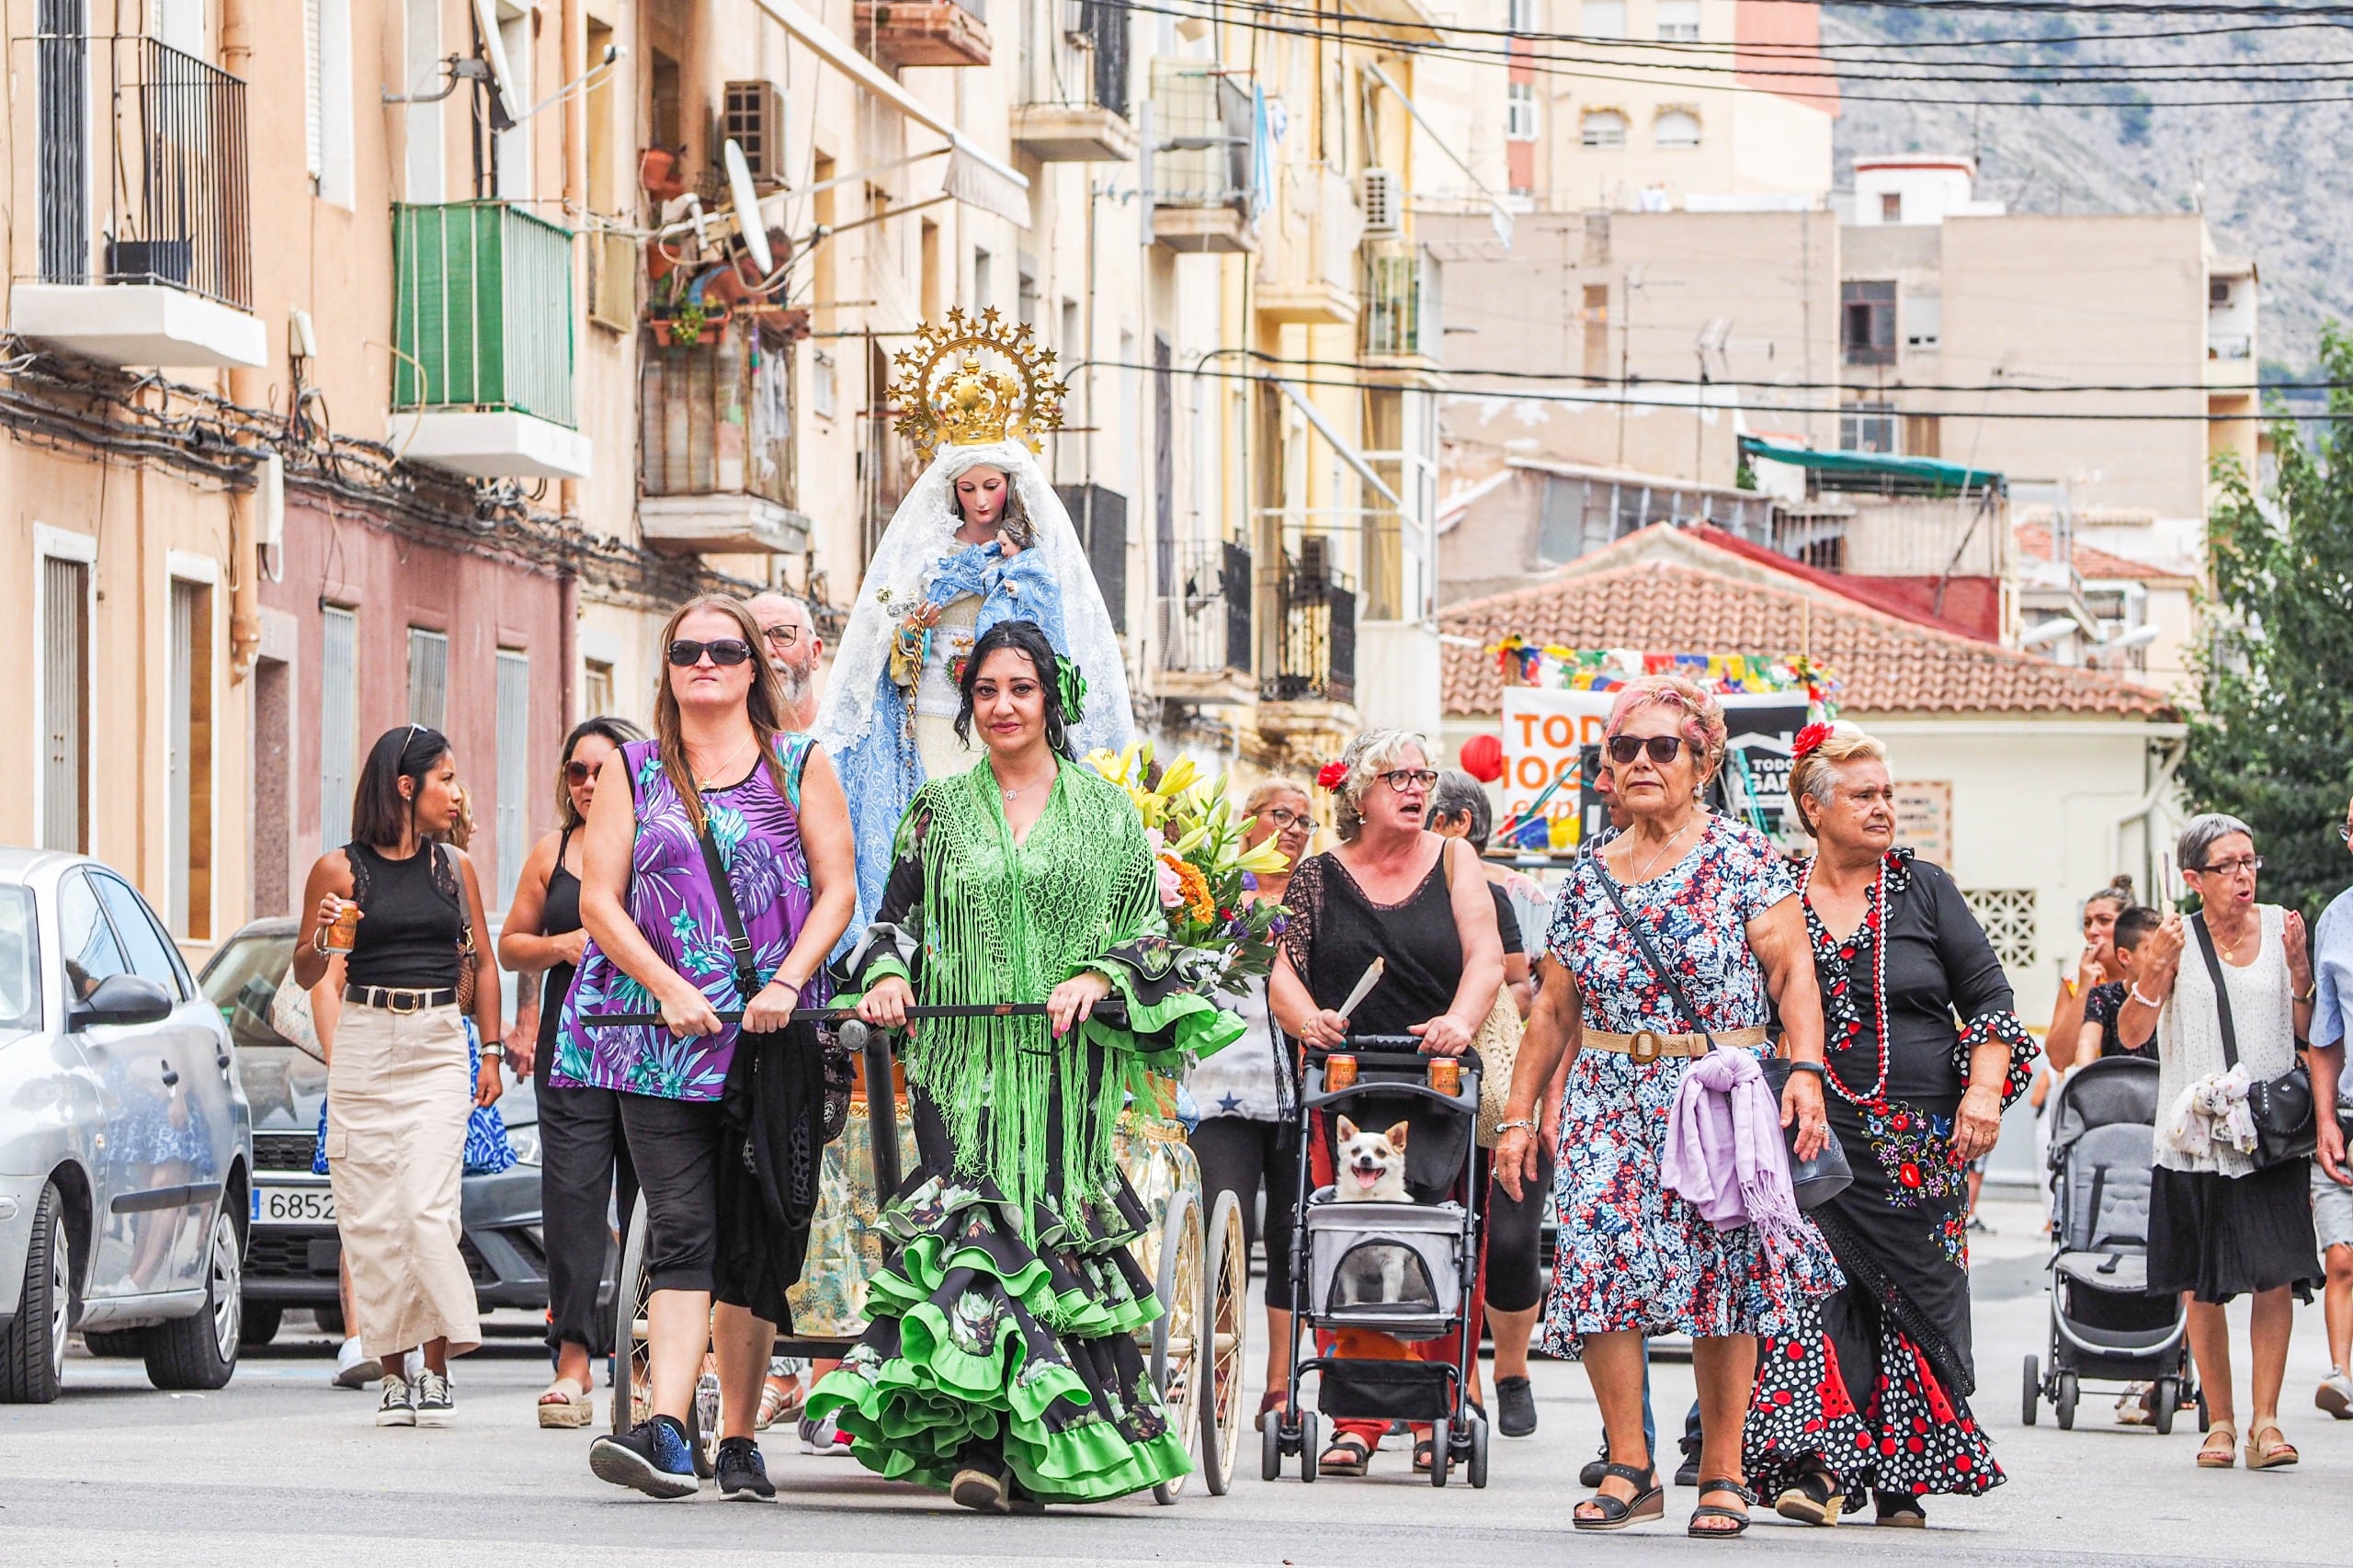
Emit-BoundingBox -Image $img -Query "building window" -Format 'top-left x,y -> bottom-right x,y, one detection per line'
812,348 -> 836,420
1580,109 -> 1627,149
1507,0 -> 1540,32
320,606 -> 358,851
40,551 -> 91,855
1880,191 -> 1903,222
494,650 -> 530,909
1506,83 -> 1538,142
583,657 -> 616,718
305,0 -> 354,206
167,579 -> 214,938
1582,0 -> 1626,37
1654,109 -> 1699,149
1656,0 -> 1699,41
407,626 -> 449,731
1964,889 -> 2039,972
1841,279 -> 1897,366
403,0 -> 444,202
973,248 -> 994,312
1840,401 -> 1897,455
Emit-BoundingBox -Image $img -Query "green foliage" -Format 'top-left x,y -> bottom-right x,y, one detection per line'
2182,324 -> 2353,923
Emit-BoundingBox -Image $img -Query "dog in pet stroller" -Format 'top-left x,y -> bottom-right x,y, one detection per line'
1262,1037 -> 1491,1487
2025,1054 -> 2198,1432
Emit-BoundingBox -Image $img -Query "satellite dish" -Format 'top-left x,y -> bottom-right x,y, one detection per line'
471,0 -> 522,130
723,139 -> 774,277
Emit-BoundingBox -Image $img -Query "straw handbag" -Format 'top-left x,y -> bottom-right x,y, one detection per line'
1471,987 -> 1522,1148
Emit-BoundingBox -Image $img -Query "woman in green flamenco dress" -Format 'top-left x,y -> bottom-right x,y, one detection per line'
811,619 -> 1243,1513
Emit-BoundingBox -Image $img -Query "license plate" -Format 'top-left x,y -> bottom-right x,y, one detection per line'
252,1185 -> 336,1225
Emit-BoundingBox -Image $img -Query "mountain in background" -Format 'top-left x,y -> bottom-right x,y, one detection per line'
1824,4 -> 2353,375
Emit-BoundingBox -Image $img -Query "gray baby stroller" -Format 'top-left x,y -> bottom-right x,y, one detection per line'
2024,1055 -> 2196,1432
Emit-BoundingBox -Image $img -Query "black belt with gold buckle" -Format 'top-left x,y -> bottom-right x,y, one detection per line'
343,984 -> 458,1015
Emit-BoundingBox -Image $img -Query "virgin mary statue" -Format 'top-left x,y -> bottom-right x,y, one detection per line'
815,310 -> 1135,931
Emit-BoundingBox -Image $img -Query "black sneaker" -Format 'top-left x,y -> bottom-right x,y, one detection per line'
1579,1434 -> 1608,1489
1495,1376 -> 1538,1438
591,1416 -> 699,1499
716,1437 -> 777,1502
1676,1439 -> 1702,1490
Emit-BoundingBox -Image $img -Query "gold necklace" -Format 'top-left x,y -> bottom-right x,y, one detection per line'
690,732 -> 754,790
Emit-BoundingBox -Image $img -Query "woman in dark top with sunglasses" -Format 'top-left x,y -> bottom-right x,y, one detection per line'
501,714 -> 646,1427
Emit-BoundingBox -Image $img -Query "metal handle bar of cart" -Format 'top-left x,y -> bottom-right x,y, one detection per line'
1300,1038 -> 1481,1112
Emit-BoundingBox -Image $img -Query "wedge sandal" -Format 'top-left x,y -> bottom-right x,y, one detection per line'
1773,1468 -> 1842,1527
1689,1479 -> 1756,1539
1574,1461 -> 1664,1531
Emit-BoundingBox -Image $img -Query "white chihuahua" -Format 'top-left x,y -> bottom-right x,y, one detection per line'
1331,1117 -> 1412,1309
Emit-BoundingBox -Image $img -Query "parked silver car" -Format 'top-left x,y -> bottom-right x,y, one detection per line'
0,849 -> 253,1402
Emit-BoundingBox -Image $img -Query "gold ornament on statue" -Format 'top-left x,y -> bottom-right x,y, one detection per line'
888,307 -> 1069,464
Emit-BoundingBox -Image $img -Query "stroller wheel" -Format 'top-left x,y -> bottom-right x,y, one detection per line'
1428,1417 -> 1451,1488
1263,1415 -> 1284,1483
2153,1376 -> 2178,1437
2021,1355 -> 2040,1426
1466,1413 -> 1491,1489
1300,1413 -> 1320,1483
2055,1371 -> 2079,1431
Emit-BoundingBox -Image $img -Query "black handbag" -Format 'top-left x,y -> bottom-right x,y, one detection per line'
2188,912 -> 2315,1169
1592,858 -> 1854,1210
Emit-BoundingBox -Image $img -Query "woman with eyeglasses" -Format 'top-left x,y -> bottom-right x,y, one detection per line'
2116,812 -> 2338,1471
498,714 -> 648,1427
1268,729 -> 1506,1478
555,596 -> 857,1500
1185,777 -> 1315,1432
1493,675 -> 1838,1537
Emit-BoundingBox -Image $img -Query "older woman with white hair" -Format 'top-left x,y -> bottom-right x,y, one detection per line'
2117,812 -> 2337,1471
1270,729 -> 1505,1478
1741,722 -> 2036,1529
1495,676 -> 1838,1537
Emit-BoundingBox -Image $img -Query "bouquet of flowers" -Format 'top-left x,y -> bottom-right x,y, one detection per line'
1086,743 -> 1294,994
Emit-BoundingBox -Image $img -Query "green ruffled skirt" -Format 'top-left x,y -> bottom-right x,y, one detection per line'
806,1169 -> 1192,1503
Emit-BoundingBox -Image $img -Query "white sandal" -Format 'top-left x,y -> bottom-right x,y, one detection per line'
537,1376 -> 593,1428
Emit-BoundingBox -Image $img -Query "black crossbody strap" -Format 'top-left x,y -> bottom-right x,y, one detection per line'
1593,854 -> 1718,1049
2189,911 -> 2241,1071
696,822 -> 763,1007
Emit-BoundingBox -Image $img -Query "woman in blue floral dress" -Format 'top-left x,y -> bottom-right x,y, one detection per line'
1495,675 -> 1840,1538
556,596 -> 857,1502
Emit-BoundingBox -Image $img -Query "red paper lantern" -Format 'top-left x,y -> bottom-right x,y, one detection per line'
1459,733 -> 1504,783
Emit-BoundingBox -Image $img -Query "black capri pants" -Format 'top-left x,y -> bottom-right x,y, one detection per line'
1190,1115 -> 1302,1307
616,1091 -> 733,1300
1484,1142 -> 1555,1314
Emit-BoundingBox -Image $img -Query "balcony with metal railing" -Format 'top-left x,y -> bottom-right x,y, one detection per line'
1153,540 -> 1254,703
639,327 -> 809,554
857,0 -> 992,69
1144,62 -> 1257,253
11,27 -> 263,369
1262,560 -> 1357,708
386,202 -> 592,480
1256,168 -> 1362,326
1361,239 -> 1438,362
1013,0 -> 1134,161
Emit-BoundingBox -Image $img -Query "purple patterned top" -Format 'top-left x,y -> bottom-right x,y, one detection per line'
551,733 -> 825,1101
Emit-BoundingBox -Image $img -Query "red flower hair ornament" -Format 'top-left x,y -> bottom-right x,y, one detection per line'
1315,760 -> 1350,792
1791,722 -> 1834,762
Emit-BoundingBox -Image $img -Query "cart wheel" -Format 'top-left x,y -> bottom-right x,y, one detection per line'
612,1195 -> 654,1436
1467,1413 -> 1490,1490
1262,1411 -> 1286,1482
2196,1389 -> 2211,1433
2152,1376 -> 2178,1437
1300,1412 -> 1320,1483
1428,1416 -> 1451,1487
2020,1354 -> 2039,1427
1149,1187 -> 1203,1506
692,1369 -> 722,1479
2055,1370 -> 2079,1431
1199,1190 -> 1247,1496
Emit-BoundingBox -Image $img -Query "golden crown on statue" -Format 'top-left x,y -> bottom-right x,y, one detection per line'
888,307 -> 1068,464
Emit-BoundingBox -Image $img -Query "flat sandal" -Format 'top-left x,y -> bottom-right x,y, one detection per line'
1574,1461 -> 1665,1532
1690,1478 -> 1756,1539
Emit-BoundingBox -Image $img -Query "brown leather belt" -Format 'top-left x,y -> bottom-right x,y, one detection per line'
1584,1026 -> 1768,1063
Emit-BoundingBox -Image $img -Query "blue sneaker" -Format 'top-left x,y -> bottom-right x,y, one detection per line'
590,1416 -> 699,1499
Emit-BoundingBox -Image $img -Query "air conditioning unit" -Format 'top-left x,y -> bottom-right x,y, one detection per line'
1359,167 -> 1400,236
722,80 -> 789,187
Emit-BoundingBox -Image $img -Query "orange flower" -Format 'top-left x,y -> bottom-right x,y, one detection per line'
1162,855 -> 1215,925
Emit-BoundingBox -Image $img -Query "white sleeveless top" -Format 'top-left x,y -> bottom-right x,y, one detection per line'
2154,903 -> 2295,1176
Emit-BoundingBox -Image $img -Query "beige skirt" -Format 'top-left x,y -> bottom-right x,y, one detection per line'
326,1001 -> 481,1358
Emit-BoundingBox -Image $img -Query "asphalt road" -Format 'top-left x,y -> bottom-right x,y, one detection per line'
5,1198 -> 2348,1568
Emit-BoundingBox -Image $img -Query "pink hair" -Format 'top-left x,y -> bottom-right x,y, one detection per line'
1603,675 -> 1728,781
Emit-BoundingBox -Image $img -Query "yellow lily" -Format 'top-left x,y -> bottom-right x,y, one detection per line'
1157,756 -> 1200,799
1235,837 -> 1292,875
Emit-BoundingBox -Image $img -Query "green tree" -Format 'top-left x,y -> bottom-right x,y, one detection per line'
2182,325 -> 2353,924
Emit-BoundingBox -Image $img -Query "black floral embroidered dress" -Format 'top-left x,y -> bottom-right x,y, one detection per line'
1744,849 -> 2035,1511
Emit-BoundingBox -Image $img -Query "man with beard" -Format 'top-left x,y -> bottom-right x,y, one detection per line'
746,591 -> 824,733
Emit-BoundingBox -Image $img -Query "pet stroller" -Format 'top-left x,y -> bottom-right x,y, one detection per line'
1263,1038 -> 1489,1487
2024,1054 -> 2197,1432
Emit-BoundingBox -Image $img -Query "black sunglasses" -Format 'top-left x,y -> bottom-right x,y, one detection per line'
1608,734 -> 1688,765
667,638 -> 754,668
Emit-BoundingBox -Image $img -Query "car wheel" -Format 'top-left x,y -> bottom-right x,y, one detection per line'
145,1206 -> 241,1391
0,1182 -> 68,1403
82,1328 -> 153,1358
313,1302 -> 346,1338
239,1303 -> 284,1348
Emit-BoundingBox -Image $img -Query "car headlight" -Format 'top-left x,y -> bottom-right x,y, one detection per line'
507,1125 -> 541,1166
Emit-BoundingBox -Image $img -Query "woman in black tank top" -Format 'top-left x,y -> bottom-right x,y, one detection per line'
1269,730 -> 1505,1479
499,716 -> 644,1426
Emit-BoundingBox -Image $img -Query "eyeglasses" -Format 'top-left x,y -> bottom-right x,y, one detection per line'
2188,856 -> 2264,877
761,624 -> 801,647
1377,768 -> 1439,793
564,760 -> 597,787
667,638 -> 754,668
1259,807 -> 1311,830
1607,734 -> 1688,766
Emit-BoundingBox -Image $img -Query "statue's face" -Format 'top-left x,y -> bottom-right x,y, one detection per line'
954,465 -> 1009,530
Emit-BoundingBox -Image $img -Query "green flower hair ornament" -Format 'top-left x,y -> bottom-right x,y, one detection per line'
1056,656 -> 1088,722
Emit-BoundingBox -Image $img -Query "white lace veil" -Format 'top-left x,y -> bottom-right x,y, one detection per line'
815,437 -> 1134,761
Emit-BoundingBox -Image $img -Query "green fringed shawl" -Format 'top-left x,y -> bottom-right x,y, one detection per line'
875,760 -> 1232,1233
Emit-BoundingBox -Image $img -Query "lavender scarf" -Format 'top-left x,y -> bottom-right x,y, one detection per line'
1661,1047 -> 1807,1255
